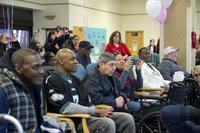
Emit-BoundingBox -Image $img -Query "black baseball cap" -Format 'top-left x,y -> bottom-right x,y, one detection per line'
79,41 -> 94,49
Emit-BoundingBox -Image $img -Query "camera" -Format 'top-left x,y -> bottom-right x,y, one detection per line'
131,57 -> 140,65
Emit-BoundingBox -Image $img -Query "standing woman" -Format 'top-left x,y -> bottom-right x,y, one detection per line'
105,31 -> 131,58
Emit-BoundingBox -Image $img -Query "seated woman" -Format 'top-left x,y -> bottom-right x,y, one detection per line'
160,65 -> 200,133
114,54 -> 143,111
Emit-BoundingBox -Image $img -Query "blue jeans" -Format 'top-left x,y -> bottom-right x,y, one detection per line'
160,105 -> 200,133
126,101 -> 141,111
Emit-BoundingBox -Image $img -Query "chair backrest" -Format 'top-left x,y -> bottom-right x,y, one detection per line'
72,63 -> 86,80
86,63 -> 97,75
150,53 -> 160,68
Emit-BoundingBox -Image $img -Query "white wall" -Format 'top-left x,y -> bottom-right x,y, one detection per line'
0,0 -> 160,47
122,15 -> 160,46
121,0 -> 160,46
197,13 -> 200,36
68,0 -> 122,42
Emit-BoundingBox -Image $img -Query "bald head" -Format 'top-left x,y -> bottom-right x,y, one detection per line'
56,48 -> 78,74
56,48 -> 74,60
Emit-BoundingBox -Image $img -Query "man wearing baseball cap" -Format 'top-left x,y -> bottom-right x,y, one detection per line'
158,46 -> 190,81
76,41 -> 94,68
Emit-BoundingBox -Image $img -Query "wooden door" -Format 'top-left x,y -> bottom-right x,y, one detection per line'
125,31 -> 143,56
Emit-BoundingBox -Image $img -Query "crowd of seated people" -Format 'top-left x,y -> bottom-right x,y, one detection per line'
1,27 -> 200,133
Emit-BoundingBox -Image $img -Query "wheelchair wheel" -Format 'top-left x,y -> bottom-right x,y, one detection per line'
136,111 -> 167,133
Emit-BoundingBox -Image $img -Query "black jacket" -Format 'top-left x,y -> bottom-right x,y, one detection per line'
83,67 -> 127,110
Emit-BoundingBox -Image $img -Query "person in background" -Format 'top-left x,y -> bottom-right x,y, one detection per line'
44,30 -> 63,54
10,34 -> 21,50
56,26 -> 70,48
105,31 -> 131,59
43,48 -> 135,133
0,33 -> 9,58
62,27 -> 71,43
195,37 -> 200,65
156,38 -> 160,54
76,41 -> 94,68
133,47 -> 170,89
0,48 -> 63,132
158,46 -> 190,81
160,65 -> 200,133
148,39 -> 157,54
29,32 -> 43,54
67,35 -> 79,53
43,52 -> 57,66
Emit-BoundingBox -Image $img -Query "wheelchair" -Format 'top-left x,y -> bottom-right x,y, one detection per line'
131,76 -> 199,133
131,89 -> 167,133
133,76 -> 198,133
0,114 -> 24,133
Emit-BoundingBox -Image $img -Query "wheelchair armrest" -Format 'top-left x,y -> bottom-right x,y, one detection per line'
46,112 -> 90,133
46,112 -> 90,118
134,91 -> 150,97
138,88 -> 165,95
95,104 -> 113,109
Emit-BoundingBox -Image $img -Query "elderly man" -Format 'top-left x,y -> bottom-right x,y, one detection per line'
0,48 -> 62,132
133,47 -> 170,89
158,46 -> 190,81
44,48 -> 135,133
160,65 -> 200,133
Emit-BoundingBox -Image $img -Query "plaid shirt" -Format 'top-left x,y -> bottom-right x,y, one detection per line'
0,68 -> 37,132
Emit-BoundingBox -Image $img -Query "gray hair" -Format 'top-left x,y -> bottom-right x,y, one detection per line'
97,52 -> 115,66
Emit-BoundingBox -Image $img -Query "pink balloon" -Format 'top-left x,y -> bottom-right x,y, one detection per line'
155,6 -> 167,24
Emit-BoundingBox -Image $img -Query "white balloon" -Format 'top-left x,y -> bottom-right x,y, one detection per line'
146,0 -> 162,18
159,0 -> 173,8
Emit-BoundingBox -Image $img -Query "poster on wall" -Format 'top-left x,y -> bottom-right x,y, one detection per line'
85,27 -> 106,56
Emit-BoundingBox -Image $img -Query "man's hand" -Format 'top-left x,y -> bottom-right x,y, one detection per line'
115,96 -> 125,108
95,108 -> 113,117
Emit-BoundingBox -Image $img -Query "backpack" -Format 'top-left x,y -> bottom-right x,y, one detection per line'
167,76 -> 197,106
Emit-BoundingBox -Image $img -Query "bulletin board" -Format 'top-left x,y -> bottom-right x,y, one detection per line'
73,26 -> 106,56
